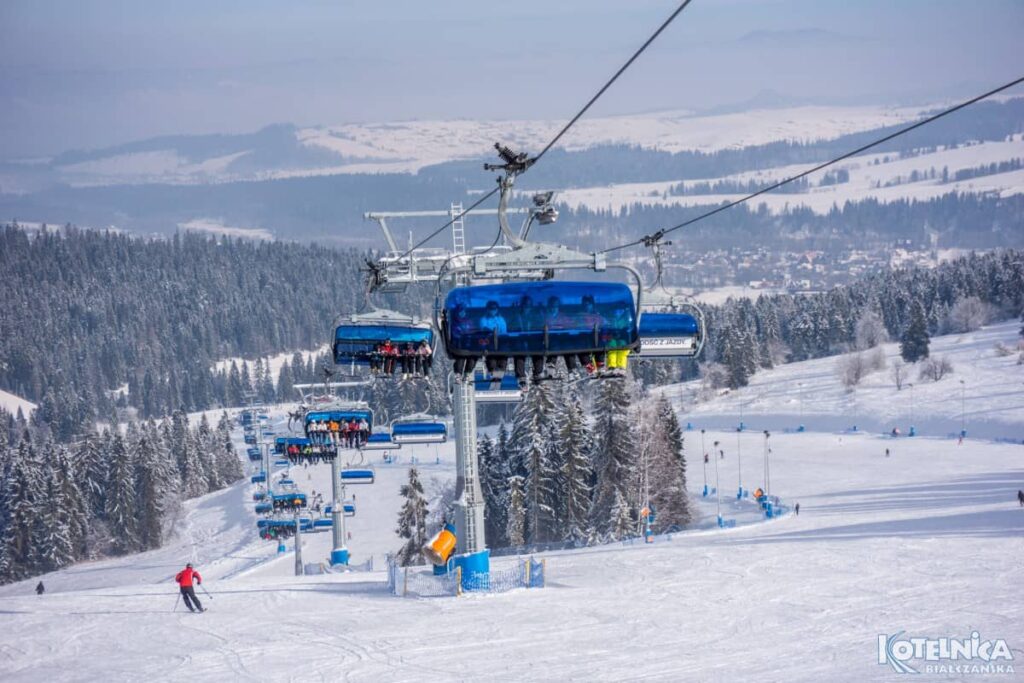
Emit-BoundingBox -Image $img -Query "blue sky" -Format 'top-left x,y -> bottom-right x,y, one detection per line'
1,0 -> 1021,157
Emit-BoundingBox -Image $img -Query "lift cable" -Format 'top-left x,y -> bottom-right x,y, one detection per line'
601,74 -> 1024,255
378,0 -> 696,265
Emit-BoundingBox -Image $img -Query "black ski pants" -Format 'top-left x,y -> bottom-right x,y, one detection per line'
180,585 -> 203,612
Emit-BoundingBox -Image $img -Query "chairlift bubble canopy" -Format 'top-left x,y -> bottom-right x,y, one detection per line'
333,322 -> 433,365
443,281 -> 638,358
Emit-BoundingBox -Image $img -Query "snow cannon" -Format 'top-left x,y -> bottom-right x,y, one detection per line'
423,523 -> 457,566
753,488 -> 765,502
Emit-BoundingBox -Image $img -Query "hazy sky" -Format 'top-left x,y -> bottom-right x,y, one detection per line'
1,0 -> 1022,158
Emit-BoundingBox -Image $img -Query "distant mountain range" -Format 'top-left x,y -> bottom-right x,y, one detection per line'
1,101 -> 937,192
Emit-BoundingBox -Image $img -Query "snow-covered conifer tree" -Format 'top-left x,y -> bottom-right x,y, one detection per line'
395,467 -> 429,566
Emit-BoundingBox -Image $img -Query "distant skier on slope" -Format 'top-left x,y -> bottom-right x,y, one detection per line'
175,563 -> 204,613
35,581 -> 44,596
1017,490 -> 1024,507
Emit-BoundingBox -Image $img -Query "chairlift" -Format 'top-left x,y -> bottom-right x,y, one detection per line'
255,502 -> 273,515
271,491 -> 308,510
636,311 -> 702,358
391,414 -> 448,444
251,472 -> 266,484
442,281 -> 638,361
339,468 -> 375,485
324,503 -> 357,517
473,372 -> 524,403
332,310 -> 434,375
362,432 -> 401,451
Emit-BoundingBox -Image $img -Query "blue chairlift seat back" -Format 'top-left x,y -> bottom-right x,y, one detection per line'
443,281 -> 638,358
362,432 -> 401,450
636,312 -> 701,357
391,421 -> 447,444
251,472 -> 266,484
247,448 -> 261,462
324,503 -> 357,516
313,518 -> 333,529
255,502 -> 273,514
340,468 -> 375,485
473,372 -> 524,403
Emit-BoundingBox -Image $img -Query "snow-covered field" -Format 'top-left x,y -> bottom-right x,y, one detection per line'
43,102 -> 936,187
1,324 -> 1021,681
0,388 -> 35,418
557,137 -> 1024,216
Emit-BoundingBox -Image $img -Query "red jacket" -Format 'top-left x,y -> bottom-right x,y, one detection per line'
176,567 -> 201,587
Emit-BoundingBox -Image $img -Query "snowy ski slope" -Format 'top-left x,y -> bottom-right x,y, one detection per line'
0,324 -> 1021,681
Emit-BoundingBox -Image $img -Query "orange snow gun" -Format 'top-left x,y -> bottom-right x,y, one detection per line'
423,523 -> 457,565
754,488 -> 764,500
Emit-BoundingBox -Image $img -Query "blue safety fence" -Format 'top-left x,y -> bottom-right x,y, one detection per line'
386,555 -> 545,597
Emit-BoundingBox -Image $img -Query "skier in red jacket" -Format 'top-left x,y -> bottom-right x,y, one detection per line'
175,563 -> 204,613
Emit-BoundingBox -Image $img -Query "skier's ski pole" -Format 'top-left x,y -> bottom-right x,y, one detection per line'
199,583 -> 212,600
173,592 -> 180,612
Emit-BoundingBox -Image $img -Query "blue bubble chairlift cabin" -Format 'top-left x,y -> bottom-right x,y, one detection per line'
332,310 -> 434,379
255,502 -> 273,515
391,415 -> 448,444
442,280 -> 638,361
247,447 -> 261,462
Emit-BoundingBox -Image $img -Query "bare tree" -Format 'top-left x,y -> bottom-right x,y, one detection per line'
698,362 -> 729,401
918,356 -> 954,382
890,359 -> 907,390
854,310 -> 889,350
866,345 -> 887,372
837,352 -> 869,390
947,296 -> 991,333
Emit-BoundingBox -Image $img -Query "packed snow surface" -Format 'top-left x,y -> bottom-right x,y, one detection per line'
1,324 -> 1021,681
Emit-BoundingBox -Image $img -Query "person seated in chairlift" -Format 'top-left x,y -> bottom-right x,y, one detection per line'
379,339 -> 398,374
416,339 -> 432,376
369,344 -> 383,374
544,296 -> 584,374
480,300 -> 509,384
347,418 -> 360,448
603,306 -> 632,375
357,417 -> 370,445
450,304 -> 478,379
512,295 -> 545,382
400,342 -> 417,379
575,294 -> 607,374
